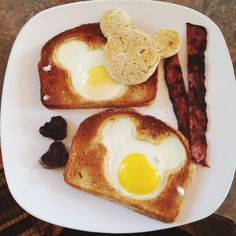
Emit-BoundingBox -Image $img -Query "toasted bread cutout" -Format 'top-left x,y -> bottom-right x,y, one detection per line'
100,8 -> 181,85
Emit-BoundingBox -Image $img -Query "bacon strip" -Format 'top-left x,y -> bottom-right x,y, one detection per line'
164,54 -> 190,140
187,23 -> 208,166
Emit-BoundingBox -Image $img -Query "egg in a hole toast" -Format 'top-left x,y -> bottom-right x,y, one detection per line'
38,23 -> 158,109
64,108 -> 194,222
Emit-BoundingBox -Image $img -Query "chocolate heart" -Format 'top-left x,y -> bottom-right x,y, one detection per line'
39,116 -> 67,140
40,142 -> 68,169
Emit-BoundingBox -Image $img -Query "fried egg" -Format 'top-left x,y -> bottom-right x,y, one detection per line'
102,118 -> 186,200
55,40 -> 125,100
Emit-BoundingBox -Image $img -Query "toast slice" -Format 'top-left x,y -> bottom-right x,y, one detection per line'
64,108 -> 194,222
38,23 -> 157,109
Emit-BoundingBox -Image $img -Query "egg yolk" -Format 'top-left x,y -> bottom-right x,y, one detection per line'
84,65 -> 120,99
118,153 -> 159,195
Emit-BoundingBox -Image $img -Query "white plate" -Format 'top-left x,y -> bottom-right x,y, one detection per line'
1,0 -> 236,233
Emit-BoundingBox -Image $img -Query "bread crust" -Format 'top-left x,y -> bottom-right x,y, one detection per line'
38,23 -> 157,109
64,108 -> 194,222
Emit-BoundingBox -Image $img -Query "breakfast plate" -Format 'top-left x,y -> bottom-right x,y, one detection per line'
1,0 -> 236,233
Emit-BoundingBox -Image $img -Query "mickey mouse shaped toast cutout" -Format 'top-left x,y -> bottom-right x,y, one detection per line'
100,8 -> 181,85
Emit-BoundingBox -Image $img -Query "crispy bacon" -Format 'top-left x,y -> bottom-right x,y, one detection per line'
164,54 -> 190,140
164,24 -> 208,166
187,23 -> 208,166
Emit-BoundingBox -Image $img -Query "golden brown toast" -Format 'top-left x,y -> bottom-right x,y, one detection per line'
64,108 -> 194,222
38,23 -> 157,109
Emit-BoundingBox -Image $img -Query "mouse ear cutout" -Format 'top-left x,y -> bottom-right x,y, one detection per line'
100,8 -> 131,38
153,29 -> 181,58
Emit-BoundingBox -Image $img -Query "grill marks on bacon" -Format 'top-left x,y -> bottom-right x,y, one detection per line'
187,23 -> 208,166
164,54 -> 190,140
164,23 -> 208,166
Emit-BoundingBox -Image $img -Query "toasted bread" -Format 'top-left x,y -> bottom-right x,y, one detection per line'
153,29 -> 182,58
64,108 -> 194,222
38,23 -> 157,109
100,8 -> 181,85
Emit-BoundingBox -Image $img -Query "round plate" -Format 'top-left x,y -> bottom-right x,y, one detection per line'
1,0 -> 236,233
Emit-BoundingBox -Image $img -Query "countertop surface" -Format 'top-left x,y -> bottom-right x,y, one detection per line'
0,0 -> 235,225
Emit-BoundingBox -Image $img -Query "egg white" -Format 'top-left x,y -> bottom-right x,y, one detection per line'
55,40 -> 125,100
102,118 -> 187,200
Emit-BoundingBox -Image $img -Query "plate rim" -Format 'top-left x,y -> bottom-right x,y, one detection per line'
1,0 -> 236,233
